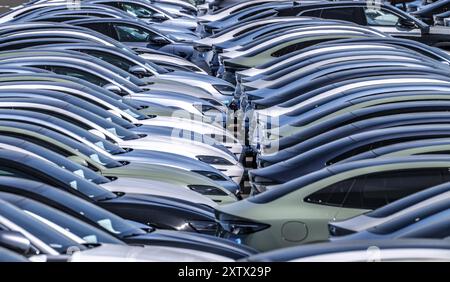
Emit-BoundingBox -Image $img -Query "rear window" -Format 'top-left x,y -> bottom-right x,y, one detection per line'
367,182 -> 450,218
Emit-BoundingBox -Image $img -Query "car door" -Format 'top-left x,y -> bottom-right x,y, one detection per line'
361,6 -> 423,40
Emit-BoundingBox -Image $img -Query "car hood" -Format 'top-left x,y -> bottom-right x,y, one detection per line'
100,177 -> 217,207
69,243 -> 231,262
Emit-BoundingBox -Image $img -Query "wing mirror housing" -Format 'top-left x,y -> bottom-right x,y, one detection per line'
151,12 -> 167,21
0,231 -> 31,255
66,155 -> 89,167
151,35 -> 170,45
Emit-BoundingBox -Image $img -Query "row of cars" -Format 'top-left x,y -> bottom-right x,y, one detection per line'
193,0 -> 450,261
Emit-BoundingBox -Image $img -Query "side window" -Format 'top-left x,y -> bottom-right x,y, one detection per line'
320,7 -> 365,25
305,168 -> 450,210
364,8 -> 401,26
113,24 -> 153,42
121,3 -> 157,18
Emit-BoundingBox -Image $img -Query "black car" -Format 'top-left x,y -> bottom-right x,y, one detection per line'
412,0 -> 450,25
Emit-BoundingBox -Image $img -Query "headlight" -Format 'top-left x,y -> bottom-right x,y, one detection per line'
197,155 -> 233,165
188,185 -> 229,196
220,221 -> 270,235
193,170 -> 227,181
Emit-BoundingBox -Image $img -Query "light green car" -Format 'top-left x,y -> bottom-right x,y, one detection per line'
215,156 -> 450,251
0,123 -> 238,204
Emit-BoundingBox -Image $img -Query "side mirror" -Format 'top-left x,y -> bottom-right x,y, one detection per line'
151,35 -> 170,45
399,18 -> 416,29
0,231 -> 31,255
103,83 -> 123,94
66,155 -> 89,167
129,65 -> 148,77
151,12 -> 167,21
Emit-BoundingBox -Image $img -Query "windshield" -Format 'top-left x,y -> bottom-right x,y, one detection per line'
0,199 -> 86,254
23,156 -> 117,201
0,136 -> 109,185
0,192 -> 123,245
0,109 -> 127,157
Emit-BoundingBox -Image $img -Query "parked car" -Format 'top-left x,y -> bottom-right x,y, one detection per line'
411,0 -> 450,25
